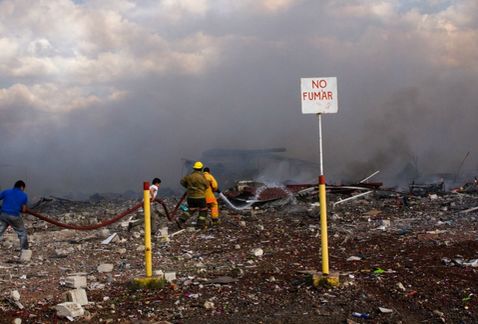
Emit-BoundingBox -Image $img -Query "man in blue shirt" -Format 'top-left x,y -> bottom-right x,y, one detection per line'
0,180 -> 29,250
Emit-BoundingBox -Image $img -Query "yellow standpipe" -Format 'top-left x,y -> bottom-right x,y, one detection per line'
319,175 -> 329,275
143,181 -> 152,277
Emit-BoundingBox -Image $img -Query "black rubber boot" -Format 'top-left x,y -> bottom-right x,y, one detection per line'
196,216 -> 208,230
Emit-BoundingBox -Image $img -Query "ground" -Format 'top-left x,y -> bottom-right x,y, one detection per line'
0,191 -> 477,323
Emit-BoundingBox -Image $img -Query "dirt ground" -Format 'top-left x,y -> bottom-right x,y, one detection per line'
1,191 -> 477,323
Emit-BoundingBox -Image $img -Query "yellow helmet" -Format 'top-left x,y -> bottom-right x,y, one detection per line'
193,161 -> 203,170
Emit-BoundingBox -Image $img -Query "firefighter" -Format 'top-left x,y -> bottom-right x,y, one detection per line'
179,161 -> 210,229
203,167 -> 220,224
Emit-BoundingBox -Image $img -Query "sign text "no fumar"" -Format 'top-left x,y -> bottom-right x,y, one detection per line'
301,77 -> 338,114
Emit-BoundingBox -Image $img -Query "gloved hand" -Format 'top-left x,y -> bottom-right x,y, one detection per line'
216,188 -> 221,194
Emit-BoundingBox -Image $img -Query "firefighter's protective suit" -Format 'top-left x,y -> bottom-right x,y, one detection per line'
179,166 -> 209,228
203,171 -> 219,222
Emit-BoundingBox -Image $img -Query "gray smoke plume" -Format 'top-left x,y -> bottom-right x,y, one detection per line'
1,1 -> 477,197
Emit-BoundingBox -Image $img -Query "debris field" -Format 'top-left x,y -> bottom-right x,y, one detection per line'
1,185 -> 477,323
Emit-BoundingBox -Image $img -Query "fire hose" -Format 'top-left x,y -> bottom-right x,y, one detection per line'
155,193 -> 186,222
26,193 -> 187,231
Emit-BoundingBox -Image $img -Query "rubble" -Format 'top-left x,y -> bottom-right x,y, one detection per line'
19,249 -> 32,263
54,302 -> 85,318
159,227 -> 170,243
0,190 -> 477,322
10,290 -> 21,301
55,247 -> 74,258
65,288 -> 88,306
65,276 -> 87,289
459,206 -> 478,214
7,290 -> 24,310
97,263 -> 114,273
333,190 -> 373,207
409,181 -> 444,196
164,272 -> 176,282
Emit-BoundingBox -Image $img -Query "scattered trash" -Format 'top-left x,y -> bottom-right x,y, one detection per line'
252,248 -> 264,257
426,229 -> 447,234
433,309 -> 445,317
406,290 -> 418,297
378,307 -> 393,313
462,294 -> 474,302
171,229 -> 186,237
463,259 -> 478,267
352,312 -> 370,319
397,282 -> 406,291
184,292 -> 200,299
101,233 -> 119,244
441,257 -> 478,267
346,256 -> 362,261
397,228 -> 411,235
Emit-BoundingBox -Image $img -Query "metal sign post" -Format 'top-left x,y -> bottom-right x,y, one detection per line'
301,77 -> 338,283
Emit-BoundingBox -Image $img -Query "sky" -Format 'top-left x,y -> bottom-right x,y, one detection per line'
1,0 -> 477,197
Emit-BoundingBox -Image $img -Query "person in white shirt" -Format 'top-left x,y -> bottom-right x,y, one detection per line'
149,178 -> 160,200
128,178 -> 163,234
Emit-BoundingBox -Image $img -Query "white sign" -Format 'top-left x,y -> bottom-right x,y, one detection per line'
301,77 -> 338,114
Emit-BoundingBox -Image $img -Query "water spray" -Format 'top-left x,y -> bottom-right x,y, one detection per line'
218,192 -> 257,210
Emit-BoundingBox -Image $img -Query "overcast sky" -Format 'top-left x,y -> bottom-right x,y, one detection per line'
1,0 -> 477,196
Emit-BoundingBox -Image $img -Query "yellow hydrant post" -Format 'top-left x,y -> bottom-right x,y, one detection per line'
131,181 -> 163,288
143,181 -> 152,277
319,175 -> 329,274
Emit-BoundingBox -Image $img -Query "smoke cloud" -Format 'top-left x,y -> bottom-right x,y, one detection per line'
1,0 -> 477,197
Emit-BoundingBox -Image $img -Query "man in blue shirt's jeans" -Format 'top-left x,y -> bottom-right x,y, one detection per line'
0,180 -> 29,251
